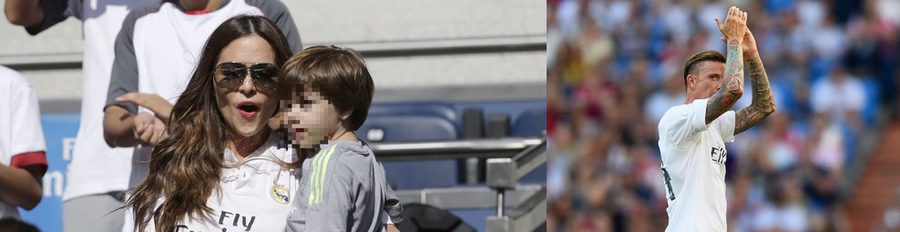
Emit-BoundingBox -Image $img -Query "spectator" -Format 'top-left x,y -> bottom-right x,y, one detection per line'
4,0 -> 157,230
0,66 -> 47,220
101,0 -> 302,199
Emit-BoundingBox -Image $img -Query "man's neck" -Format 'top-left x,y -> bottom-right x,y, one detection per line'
684,91 -> 697,104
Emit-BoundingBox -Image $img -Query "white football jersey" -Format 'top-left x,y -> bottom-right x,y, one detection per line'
121,134 -> 298,231
657,98 -> 735,231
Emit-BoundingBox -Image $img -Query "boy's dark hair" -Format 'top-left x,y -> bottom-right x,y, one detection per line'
682,50 -> 726,89
281,45 -> 374,131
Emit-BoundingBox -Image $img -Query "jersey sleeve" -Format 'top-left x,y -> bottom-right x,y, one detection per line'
715,111 -> 736,143
660,98 -> 710,145
9,79 -> 48,176
104,10 -> 141,114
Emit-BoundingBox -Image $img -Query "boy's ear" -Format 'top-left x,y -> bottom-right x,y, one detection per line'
340,110 -> 353,121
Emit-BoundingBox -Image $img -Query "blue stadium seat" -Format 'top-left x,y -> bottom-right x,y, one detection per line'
452,99 -> 546,137
356,116 -> 457,142
511,107 -> 547,137
357,102 -> 459,142
368,102 -> 458,128
360,103 -> 461,190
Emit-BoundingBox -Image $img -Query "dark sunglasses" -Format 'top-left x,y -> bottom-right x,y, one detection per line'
215,62 -> 279,91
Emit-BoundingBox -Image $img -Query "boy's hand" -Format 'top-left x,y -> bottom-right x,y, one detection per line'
715,6 -> 747,42
116,92 -> 173,123
133,112 -> 168,145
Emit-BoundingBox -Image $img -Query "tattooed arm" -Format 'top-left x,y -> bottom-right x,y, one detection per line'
734,29 -> 776,135
706,40 -> 745,124
706,7 -> 748,124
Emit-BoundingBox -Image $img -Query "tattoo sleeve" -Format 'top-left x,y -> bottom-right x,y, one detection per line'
705,40 -> 744,124
734,51 -> 776,135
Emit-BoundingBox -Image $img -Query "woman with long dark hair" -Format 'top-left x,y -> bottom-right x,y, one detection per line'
123,15 -> 297,231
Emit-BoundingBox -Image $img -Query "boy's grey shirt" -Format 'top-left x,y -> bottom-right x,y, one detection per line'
286,140 -> 403,232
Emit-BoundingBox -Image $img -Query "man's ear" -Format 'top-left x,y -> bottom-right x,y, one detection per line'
686,74 -> 696,90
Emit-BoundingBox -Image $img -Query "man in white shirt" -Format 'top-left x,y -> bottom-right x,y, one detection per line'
658,6 -> 775,231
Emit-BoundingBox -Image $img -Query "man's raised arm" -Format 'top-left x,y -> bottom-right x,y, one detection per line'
706,6 -> 748,124
734,27 -> 776,135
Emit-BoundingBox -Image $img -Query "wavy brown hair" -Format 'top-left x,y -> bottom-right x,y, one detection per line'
125,15 -> 293,232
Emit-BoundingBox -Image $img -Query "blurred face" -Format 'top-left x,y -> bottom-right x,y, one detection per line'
214,35 -> 278,138
687,61 -> 725,99
284,88 -> 343,149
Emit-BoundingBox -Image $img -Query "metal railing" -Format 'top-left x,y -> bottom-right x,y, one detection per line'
371,137 -> 546,231
370,138 -> 543,160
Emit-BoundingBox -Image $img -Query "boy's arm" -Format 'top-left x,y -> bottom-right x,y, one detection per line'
0,163 -> 43,210
4,0 -> 43,25
6,0 -> 75,35
304,155 -> 355,231
103,10 -> 141,147
378,162 -> 403,223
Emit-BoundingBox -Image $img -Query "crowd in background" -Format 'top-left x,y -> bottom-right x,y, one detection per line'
546,0 -> 900,231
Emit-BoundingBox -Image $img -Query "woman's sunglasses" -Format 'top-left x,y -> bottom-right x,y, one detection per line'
215,62 -> 279,92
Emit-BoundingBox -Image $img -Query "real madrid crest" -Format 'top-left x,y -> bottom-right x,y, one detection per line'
270,183 -> 290,204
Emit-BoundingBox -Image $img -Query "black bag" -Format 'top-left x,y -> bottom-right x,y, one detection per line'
397,203 -> 476,232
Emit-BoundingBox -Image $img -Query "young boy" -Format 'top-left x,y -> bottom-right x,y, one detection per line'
0,66 -> 47,220
281,46 -> 402,232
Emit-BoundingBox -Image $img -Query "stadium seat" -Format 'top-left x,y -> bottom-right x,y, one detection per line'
453,99 -> 545,136
368,102 -> 458,129
357,116 -> 457,142
511,107 -> 547,137
359,103 -> 461,190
